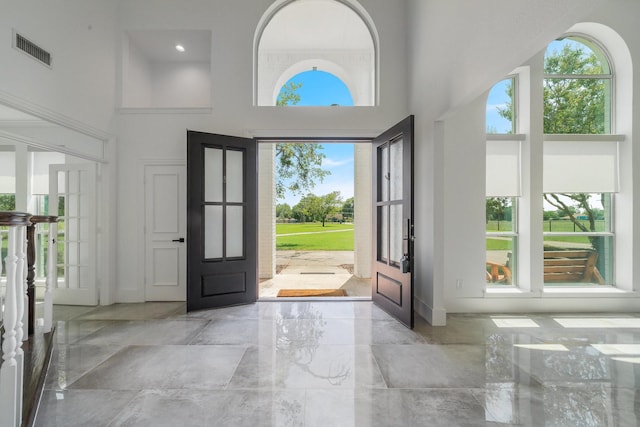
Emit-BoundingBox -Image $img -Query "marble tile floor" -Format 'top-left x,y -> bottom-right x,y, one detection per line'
34,302 -> 640,426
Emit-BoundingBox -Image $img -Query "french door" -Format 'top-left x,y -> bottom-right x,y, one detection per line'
372,116 -> 414,328
186,131 -> 257,311
49,163 -> 98,305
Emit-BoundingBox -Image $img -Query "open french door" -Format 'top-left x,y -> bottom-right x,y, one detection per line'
49,163 -> 98,305
186,131 -> 257,311
372,116 -> 414,328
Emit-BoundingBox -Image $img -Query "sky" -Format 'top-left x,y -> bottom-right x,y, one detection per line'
486,78 -> 513,134
277,70 -> 355,208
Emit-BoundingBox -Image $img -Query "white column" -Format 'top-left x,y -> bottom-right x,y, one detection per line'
258,144 -> 276,279
354,144 -> 372,278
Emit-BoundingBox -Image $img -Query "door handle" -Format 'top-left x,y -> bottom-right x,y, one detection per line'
172,238 -> 185,243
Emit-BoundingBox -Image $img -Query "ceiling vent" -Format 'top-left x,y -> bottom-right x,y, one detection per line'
14,32 -> 52,67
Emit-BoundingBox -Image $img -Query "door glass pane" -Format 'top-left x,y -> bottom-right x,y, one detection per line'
226,150 -> 244,203
226,206 -> 244,257
68,170 -> 80,194
390,204 -> 402,265
57,171 -> 66,194
378,206 -> 388,262
380,145 -> 389,202
67,218 -> 79,241
390,139 -> 403,201
204,147 -> 223,202
204,205 -> 223,259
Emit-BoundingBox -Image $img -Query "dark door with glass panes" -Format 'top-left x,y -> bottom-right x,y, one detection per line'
186,131 -> 257,311
372,116 -> 414,328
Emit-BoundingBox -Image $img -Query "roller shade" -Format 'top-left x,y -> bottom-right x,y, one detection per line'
31,151 -> 65,194
0,150 -> 16,193
486,140 -> 520,196
543,140 -> 618,193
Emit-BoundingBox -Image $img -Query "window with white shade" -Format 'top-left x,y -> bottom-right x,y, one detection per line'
486,77 -> 519,286
542,36 -> 616,286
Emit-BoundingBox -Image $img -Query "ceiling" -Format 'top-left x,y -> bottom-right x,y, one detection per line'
127,29 -> 212,62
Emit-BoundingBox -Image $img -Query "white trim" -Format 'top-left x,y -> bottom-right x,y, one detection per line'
486,133 -> 526,141
544,134 -> 624,142
137,159 -> 186,303
0,129 -> 106,164
118,107 -> 213,115
0,89 -> 112,142
414,297 -> 447,326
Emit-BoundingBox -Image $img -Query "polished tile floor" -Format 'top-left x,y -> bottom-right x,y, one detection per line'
34,302 -> 640,426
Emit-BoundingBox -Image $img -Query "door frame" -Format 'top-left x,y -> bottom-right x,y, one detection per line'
138,159 -> 186,302
254,135 -> 377,300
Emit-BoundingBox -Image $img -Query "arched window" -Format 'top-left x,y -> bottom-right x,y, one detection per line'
486,77 -> 520,286
255,0 -> 377,106
542,35 -> 616,286
544,36 -> 612,134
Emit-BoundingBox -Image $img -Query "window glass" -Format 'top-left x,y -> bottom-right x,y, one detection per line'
486,78 -> 515,134
486,197 -> 517,286
544,37 -> 611,134
543,193 -> 613,285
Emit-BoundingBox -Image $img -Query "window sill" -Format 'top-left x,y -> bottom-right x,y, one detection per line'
485,288 -> 536,297
542,286 -> 635,298
485,286 -> 637,298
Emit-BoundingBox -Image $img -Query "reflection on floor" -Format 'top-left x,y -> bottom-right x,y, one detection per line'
35,302 -> 640,426
260,250 -> 371,298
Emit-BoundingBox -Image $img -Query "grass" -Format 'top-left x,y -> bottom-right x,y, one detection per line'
276,222 -> 354,251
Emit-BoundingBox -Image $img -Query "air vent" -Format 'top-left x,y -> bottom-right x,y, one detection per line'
14,32 -> 52,67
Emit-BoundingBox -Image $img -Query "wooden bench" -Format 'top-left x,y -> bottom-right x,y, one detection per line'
544,250 -> 604,285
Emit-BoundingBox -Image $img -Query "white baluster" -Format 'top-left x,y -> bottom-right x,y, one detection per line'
14,225 -> 26,425
43,220 -> 57,333
0,226 -> 20,427
0,212 -> 30,427
0,230 -> 4,326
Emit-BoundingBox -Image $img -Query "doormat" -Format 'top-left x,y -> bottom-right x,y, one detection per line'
277,289 -> 348,297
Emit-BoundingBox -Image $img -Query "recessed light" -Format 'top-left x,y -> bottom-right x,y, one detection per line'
175,44 -> 185,52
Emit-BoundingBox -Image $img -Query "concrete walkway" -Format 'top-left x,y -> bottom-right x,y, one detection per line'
259,250 -> 371,298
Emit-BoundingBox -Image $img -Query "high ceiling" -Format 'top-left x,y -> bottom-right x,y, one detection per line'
127,30 -> 212,63
259,0 -> 373,51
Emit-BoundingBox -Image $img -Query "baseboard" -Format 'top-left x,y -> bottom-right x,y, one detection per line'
415,297 -> 447,326
114,288 -> 145,303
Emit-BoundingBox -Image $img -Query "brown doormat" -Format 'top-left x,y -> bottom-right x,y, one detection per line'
277,289 -> 348,297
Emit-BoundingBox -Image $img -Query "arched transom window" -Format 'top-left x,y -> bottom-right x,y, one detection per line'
255,0 -> 377,106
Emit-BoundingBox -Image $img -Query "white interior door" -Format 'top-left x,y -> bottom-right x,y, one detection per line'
144,164 -> 186,301
49,163 -> 98,305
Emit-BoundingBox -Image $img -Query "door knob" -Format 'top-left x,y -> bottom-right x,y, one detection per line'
172,238 -> 185,243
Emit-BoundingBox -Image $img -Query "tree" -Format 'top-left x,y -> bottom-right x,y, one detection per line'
275,144 -> 330,199
341,197 -> 354,222
317,191 -> 343,227
0,194 -> 16,211
276,81 -> 302,106
486,197 -> 510,230
292,191 -> 343,226
276,203 -> 292,220
275,81 -> 331,200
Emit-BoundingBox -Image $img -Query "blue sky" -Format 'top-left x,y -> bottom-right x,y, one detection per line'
486,78 -> 513,133
277,70 -> 355,207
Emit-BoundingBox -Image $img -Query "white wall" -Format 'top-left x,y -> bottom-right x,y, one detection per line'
408,1 -> 640,322
0,0 -> 117,131
113,0 -> 410,302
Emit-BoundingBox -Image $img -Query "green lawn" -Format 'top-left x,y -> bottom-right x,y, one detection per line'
276,222 -> 354,251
